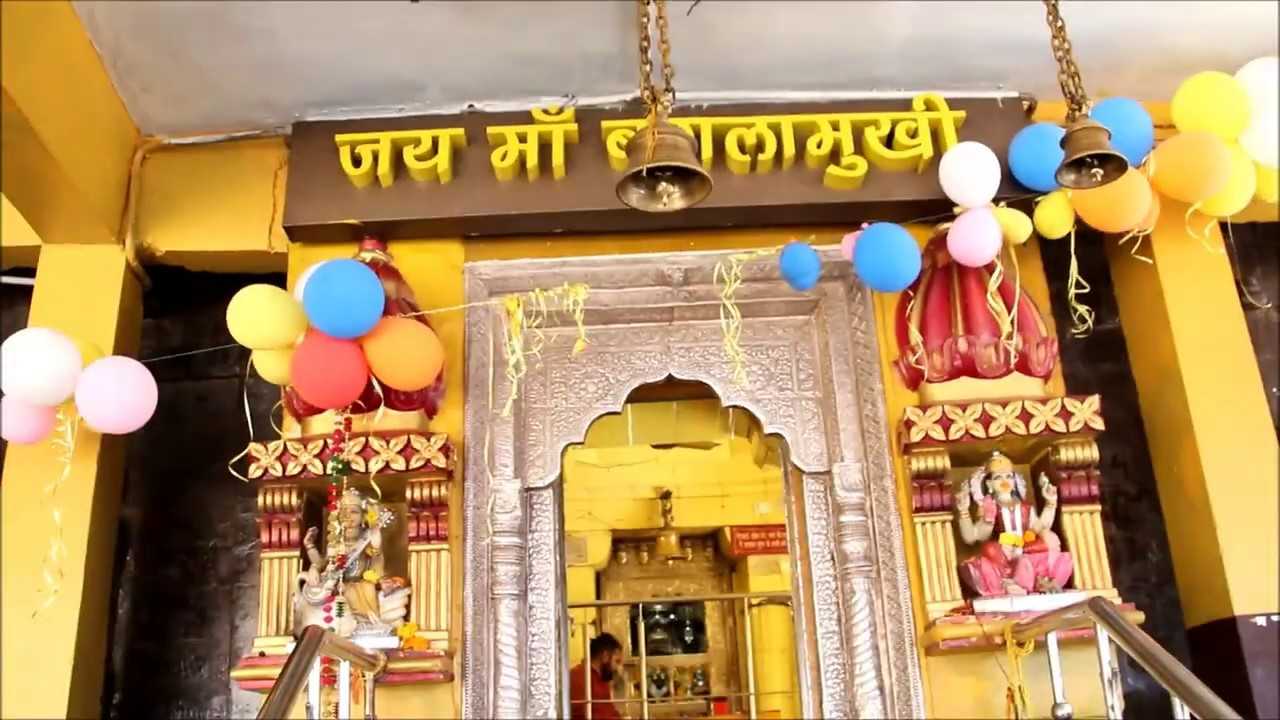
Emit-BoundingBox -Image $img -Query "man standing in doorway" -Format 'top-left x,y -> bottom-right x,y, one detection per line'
569,632 -> 624,720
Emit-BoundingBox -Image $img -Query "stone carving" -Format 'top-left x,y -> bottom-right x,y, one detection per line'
461,249 -> 924,719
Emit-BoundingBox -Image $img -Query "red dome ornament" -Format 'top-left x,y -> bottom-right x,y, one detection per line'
284,235 -> 446,421
893,232 -> 1058,397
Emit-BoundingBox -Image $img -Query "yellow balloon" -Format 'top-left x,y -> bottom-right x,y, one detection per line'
1033,191 -> 1076,240
1201,144 -> 1258,218
251,348 -> 293,386
1257,162 -> 1278,205
1171,71 -> 1252,140
72,337 -> 104,368
993,207 -> 1033,246
226,284 -> 307,350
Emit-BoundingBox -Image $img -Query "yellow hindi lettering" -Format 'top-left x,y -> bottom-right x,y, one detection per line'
334,128 -> 469,188
485,107 -> 580,182
596,93 -> 967,191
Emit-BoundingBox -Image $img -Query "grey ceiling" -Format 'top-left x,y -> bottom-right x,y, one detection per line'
73,1 -> 1279,136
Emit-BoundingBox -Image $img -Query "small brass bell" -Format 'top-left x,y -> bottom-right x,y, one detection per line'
654,528 -> 684,562
1056,117 -> 1128,190
616,120 -> 713,212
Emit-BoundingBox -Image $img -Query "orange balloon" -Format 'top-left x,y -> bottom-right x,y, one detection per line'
1136,190 -> 1161,233
1071,168 -> 1153,233
359,317 -> 445,392
1150,131 -> 1233,204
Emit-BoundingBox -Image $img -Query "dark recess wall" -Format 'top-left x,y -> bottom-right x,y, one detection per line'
1229,222 -> 1279,432
0,275 -> 35,469
1039,231 -> 1189,720
102,267 -> 280,720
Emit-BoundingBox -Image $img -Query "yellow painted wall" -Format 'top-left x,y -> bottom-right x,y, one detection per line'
1,193 -> 41,268
733,555 -> 799,720
0,1 -> 137,246
1,245 -> 142,719
136,139 -> 290,273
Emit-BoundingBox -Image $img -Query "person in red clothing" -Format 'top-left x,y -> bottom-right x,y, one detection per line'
569,632 -> 624,720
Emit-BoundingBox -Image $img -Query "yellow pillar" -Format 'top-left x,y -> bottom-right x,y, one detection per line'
1,244 -> 142,718
1107,201 -> 1279,718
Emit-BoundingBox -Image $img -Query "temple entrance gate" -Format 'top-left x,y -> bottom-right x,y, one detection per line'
460,247 -> 925,719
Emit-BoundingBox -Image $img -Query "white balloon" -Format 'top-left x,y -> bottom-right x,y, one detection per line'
0,327 -> 83,406
938,141 -> 1002,209
1236,56 -> 1279,168
292,260 -> 330,302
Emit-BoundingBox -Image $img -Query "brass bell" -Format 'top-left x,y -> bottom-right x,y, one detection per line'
616,120 -> 713,212
1056,117 -> 1128,190
654,527 -> 684,562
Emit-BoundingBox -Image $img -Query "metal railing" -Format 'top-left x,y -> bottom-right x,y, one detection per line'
568,591 -> 795,720
257,625 -> 388,720
1011,597 -> 1241,720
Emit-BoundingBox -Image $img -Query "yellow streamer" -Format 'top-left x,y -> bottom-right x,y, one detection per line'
365,379 -> 387,500
1184,202 -> 1224,254
902,288 -> 927,375
498,282 -> 590,416
226,357 -> 255,483
1002,624 -> 1035,719
713,247 -> 780,387
1066,227 -> 1096,338
985,254 -> 1016,363
1008,242 -> 1023,364
1116,229 -> 1154,264
33,406 -> 79,618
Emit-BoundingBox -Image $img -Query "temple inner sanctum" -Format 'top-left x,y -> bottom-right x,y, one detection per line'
0,2 -> 1277,719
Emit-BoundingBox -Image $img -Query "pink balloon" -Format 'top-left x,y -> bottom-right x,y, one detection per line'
1,395 -> 56,444
947,208 -> 1003,268
840,224 -> 868,261
74,356 -> 158,435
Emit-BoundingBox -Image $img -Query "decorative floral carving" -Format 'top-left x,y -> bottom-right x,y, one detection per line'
345,435 -> 370,473
409,433 -> 450,471
1026,398 -> 1067,434
984,401 -> 1027,436
247,440 -> 285,479
366,435 -> 409,473
284,439 -> 325,476
1063,395 -> 1105,432
904,405 -> 946,443
944,403 -> 987,440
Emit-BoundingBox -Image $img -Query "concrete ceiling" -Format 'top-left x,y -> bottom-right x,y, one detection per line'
74,1 -> 1279,136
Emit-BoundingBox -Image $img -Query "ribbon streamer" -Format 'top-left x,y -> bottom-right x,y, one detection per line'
1066,228 -> 1096,338
902,288 -> 927,375
1002,623 -> 1035,719
1007,243 -> 1023,364
984,254 -> 1017,364
1116,229 -> 1154,264
713,247 -> 779,387
33,407 -> 79,618
498,282 -> 591,416
1184,202 -> 1224,254
226,358 -> 256,482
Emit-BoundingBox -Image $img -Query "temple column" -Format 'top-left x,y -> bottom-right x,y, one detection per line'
1106,201 -> 1279,718
1,244 -> 142,718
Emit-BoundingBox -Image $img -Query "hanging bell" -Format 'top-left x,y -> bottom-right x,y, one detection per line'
1056,117 -> 1128,190
616,119 -> 713,212
654,527 -> 684,562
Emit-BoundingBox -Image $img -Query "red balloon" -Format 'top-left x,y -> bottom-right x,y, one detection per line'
290,331 -> 369,410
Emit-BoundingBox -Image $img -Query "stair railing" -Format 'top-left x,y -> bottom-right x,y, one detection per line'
1011,596 -> 1240,720
257,625 -> 387,720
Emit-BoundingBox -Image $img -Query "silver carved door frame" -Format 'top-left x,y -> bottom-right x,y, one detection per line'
461,248 -> 924,719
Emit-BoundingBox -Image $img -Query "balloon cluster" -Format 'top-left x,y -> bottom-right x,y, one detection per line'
779,221 -> 923,295
1009,57 -> 1278,243
226,258 -> 445,411
937,141 -> 1032,266
1,328 -> 158,443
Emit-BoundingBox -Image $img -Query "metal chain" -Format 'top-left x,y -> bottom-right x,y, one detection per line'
1043,0 -> 1089,121
635,0 -> 676,116
654,0 -> 675,113
636,0 -> 656,111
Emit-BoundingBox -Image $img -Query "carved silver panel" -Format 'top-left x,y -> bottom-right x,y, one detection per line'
462,248 -> 924,718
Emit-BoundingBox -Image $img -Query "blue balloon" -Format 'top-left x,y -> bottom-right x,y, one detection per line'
1090,97 -> 1153,168
779,242 -> 822,291
854,223 -> 921,293
1008,122 -> 1065,193
302,259 -> 385,339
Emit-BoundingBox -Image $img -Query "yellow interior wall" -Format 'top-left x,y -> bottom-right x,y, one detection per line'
136,139 -> 290,273
733,555 -> 799,719
0,0 -> 137,246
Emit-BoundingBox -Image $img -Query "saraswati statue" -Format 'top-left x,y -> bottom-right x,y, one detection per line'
954,452 -> 1074,597
295,487 -> 410,638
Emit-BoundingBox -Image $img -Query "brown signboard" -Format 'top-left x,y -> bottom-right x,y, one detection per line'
728,524 -> 789,556
284,97 -> 1030,243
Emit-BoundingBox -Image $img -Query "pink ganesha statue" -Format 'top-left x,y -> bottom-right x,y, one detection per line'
955,452 -> 1074,597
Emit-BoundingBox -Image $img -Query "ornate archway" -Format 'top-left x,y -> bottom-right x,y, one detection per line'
461,247 -> 924,718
